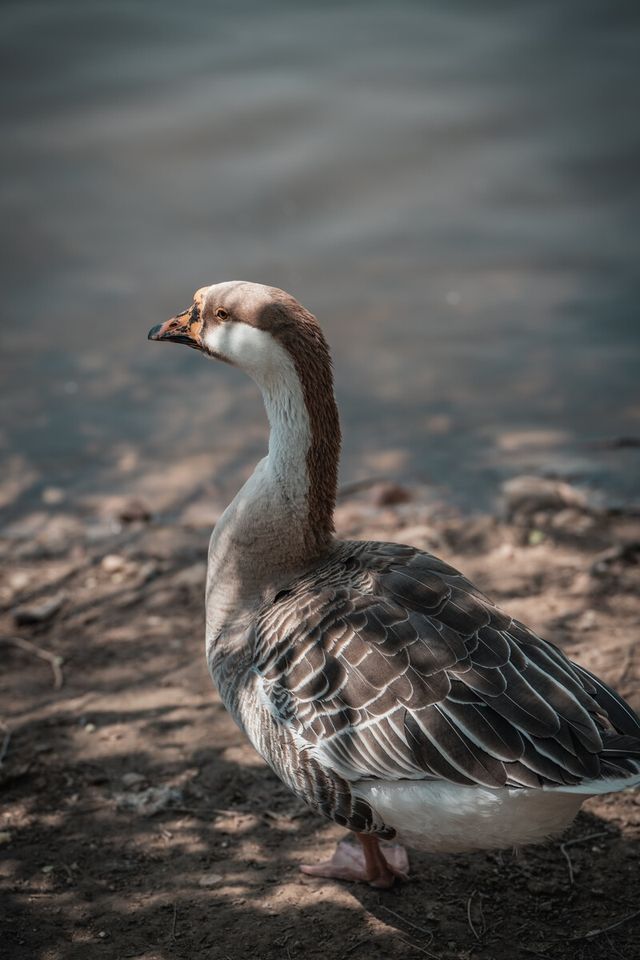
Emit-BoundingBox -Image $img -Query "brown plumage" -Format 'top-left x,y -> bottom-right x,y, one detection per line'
221,540 -> 640,819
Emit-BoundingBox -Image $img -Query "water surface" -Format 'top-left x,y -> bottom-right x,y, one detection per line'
1,1 -> 639,518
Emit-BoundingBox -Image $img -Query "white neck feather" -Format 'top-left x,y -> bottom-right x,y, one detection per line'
206,319 -> 312,497
203,322 -> 314,646
261,359 -> 312,498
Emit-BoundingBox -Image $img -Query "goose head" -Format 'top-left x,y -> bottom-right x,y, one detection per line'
148,280 -> 331,387
149,280 -> 341,552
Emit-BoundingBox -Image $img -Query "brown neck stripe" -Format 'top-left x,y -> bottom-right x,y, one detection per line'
253,296 -> 341,555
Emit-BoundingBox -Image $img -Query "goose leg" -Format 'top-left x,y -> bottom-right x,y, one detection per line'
300,833 -> 409,888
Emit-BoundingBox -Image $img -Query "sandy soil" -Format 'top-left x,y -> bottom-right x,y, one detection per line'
2,480 -> 640,960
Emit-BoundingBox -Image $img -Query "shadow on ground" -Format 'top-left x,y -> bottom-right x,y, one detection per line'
2,488 -> 640,960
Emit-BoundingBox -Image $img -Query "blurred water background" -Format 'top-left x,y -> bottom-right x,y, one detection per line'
1,0 -> 639,520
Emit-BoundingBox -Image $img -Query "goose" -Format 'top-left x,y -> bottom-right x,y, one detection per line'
149,281 -> 640,888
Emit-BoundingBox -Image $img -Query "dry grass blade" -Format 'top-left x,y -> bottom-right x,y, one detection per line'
515,945 -> 552,959
542,906 -> 640,943
2,635 -> 64,689
580,907 -> 640,941
467,889 -> 480,940
341,938 -> 370,958
397,936 -> 441,959
379,904 -> 434,942
604,931 -> 627,960
559,843 -> 575,886
558,831 -> 611,885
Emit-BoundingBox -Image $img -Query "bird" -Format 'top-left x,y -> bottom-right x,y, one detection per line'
149,281 -> 640,888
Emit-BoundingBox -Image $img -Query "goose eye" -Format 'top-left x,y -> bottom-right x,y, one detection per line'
216,308 -> 229,321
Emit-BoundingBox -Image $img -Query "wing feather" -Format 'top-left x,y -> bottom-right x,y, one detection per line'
255,540 -> 640,792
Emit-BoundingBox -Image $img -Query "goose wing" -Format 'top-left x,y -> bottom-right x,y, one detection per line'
254,541 -> 640,789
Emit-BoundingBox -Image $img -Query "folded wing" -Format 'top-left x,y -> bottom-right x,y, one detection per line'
255,542 -> 640,790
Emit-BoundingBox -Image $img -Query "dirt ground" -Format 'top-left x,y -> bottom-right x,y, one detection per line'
2,479 -> 640,960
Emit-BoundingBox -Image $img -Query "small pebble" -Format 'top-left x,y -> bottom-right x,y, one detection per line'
115,785 -> 183,816
101,554 -> 126,574
578,609 -> 597,630
121,772 -> 146,788
9,571 -> 31,591
85,521 -> 121,542
42,487 -> 65,505
198,872 -> 224,887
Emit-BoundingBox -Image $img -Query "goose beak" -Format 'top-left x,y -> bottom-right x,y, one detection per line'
148,309 -> 203,351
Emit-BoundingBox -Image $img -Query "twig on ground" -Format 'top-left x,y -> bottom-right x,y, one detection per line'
604,932 -> 627,960
214,807 -> 246,818
559,844 -> 575,886
396,936 -> 441,959
558,831 -> 612,885
2,635 -> 64,689
578,907 -> 640,941
514,944 -> 552,959
561,830 -> 612,848
466,889 -> 480,940
341,938 -> 371,958
379,904 -> 434,941
170,903 -> 177,942
0,720 -> 11,767
477,892 -> 486,938
542,907 -> 640,943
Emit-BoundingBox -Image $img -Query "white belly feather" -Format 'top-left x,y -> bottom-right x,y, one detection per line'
353,780 -> 587,853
